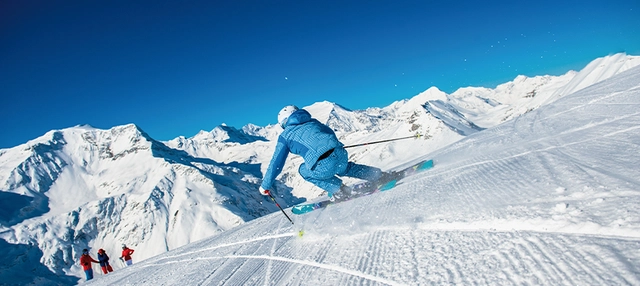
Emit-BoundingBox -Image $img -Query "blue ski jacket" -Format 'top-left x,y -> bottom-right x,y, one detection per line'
261,109 -> 343,191
97,253 -> 110,267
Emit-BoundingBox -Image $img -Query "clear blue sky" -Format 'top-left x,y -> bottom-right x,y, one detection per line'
1,0 -> 638,148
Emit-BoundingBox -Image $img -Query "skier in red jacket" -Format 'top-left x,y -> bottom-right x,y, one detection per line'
79,249 -> 99,280
120,244 -> 135,266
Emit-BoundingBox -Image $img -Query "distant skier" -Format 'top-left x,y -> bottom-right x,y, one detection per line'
259,105 -> 398,202
120,244 -> 135,266
79,249 -> 99,281
97,249 -> 114,274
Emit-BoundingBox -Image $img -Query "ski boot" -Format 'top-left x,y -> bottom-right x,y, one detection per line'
329,184 -> 354,202
375,171 -> 403,187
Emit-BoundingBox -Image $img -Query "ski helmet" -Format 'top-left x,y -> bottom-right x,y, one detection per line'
277,105 -> 299,128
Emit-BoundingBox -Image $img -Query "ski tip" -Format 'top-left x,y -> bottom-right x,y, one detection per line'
418,159 -> 434,170
292,203 -> 319,215
378,179 -> 397,191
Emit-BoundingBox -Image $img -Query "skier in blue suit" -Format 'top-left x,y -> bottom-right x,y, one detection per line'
259,105 -> 394,201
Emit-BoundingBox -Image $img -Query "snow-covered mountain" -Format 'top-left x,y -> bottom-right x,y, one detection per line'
0,125 -> 284,284
92,57 -> 640,285
0,53 -> 638,284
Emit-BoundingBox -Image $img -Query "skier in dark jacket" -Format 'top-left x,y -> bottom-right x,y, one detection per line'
79,249 -> 99,281
97,249 -> 114,274
259,105 -> 396,201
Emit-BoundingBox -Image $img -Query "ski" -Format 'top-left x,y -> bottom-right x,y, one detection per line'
291,159 -> 434,215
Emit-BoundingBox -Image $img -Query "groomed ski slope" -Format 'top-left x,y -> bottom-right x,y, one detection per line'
88,66 -> 640,285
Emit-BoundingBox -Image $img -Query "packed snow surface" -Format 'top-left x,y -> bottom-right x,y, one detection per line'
86,66 -> 640,285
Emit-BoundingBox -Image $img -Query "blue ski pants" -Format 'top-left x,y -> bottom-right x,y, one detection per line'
84,269 -> 94,280
298,147 -> 382,195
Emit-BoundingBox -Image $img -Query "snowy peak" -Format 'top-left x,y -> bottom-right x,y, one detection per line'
85,123 -> 154,160
583,52 -> 640,79
0,124 -> 156,232
304,101 -> 351,124
389,86 -> 485,136
240,123 -> 280,141
395,86 -> 448,115
552,53 -> 640,98
304,101 -> 392,133
0,124 -> 155,211
194,125 -> 267,144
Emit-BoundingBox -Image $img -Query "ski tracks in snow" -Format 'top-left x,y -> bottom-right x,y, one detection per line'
135,229 -> 405,285
125,222 -> 640,285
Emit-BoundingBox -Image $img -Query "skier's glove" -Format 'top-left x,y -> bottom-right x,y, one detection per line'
259,187 -> 270,196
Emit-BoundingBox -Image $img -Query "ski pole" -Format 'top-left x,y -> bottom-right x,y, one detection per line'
267,191 -> 294,225
343,133 -> 422,149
